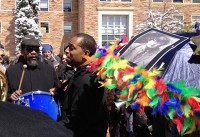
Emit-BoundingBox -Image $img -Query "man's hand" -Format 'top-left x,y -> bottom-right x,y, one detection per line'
49,87 -> 57,96
58,80 -> 67,88
10,90 -> 22,101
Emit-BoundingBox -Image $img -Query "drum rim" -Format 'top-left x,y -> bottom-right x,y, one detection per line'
16,90 -> 51,99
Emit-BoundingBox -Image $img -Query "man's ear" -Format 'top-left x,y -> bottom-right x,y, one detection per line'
21,50 -> 25,55
84,50 -> 90,56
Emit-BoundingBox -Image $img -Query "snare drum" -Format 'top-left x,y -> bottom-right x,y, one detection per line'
14,91 -> 60,121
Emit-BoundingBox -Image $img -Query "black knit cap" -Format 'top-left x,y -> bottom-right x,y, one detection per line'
0,44 -> 4,49
64,44 -> 69,51
21,35 -> 40,49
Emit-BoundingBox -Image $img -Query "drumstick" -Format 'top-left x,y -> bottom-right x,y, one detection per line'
18,64 -> 27,91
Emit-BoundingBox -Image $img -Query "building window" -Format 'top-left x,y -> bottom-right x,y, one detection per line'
192,15 -> 200,24
101,15 -> 128,46
100,0 -> 111,1
174,15 -> 184,21
63,43 -> 68,53
173,0 -> 183,2
193,0 -> 200,3
121,0 -> 131,2
63,0 -> 72,12
40,22 -> 49,33
16,0 -> 20,7
40,0 -> 48,11
153,0 -> 163,2
0,21 -> 1,33
64,22 -> 72,34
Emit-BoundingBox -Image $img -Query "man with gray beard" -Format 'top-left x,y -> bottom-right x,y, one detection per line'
6,35 -> 58,102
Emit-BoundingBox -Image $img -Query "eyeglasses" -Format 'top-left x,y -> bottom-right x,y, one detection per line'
25,47 -> 40,53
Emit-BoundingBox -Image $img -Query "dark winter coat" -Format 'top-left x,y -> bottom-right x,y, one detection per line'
6,56 -> 58,101
56,62 -> 75,81
58,66 -> 109,137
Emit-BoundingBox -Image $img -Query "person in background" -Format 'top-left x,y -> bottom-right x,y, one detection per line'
0,47 -> 7,73
56,45 -> 75,86
62,54 -> 67,63
59,54 -> 67,64
3,55 -> 10,69
6,35 -> 58,102
0,43 -> 4,49
42,44 -> 61,70
51,33 -> 109,137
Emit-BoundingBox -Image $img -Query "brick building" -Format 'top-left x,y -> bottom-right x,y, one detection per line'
0,0 -> 200,57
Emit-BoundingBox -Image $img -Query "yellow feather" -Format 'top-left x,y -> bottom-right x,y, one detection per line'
110,60 -> 129,70
148,63 -> 164,77
148,69 -> 161,77
125,102 -> 130,108
97,68 -> 106,80
114,69 -> 119,79
106,79 -> 114,85
192,97 -> 200,103
119,43 -> 125,46
144,78 -> 155,89
122,75 -> 133,82
157,62 -> 165,71
98,81 -> 106,87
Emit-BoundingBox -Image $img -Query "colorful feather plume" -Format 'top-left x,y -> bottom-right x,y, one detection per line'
86,40 -> 200,136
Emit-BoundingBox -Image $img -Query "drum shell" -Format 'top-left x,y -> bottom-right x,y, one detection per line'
14,91 -> 60,121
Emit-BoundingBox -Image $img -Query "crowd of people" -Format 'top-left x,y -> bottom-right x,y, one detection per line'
0,33 -> 109,137
0,33 -> 198,137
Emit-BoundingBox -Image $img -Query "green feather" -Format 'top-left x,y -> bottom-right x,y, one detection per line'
181,117 -> 193,136
146,88 -> 156,99
105,68 -> 115,78
173,81 -> 186,91
120,88 -> 129,96
127,95 -> 133,102
149,96 -> 160,107
105,58 -> 113,67
165,90 -> 175,98
106,84 -> 118,90
182,88 -> 200,100
94,52 -> 101,58
101,57 -> 112,68
168,107 -> 175,120
183,103 -> 191,117
138,76 -> 146,82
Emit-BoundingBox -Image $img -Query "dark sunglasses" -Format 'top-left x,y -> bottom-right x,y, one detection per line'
25,47 -> 40,53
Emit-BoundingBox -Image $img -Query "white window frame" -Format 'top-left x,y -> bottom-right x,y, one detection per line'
191,15 -> 200,24
64,22 -> 72,34
40,0 -> 49,11
40,21 -> 49,33
63,0 -> 72,12
98,10 -> 133,47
